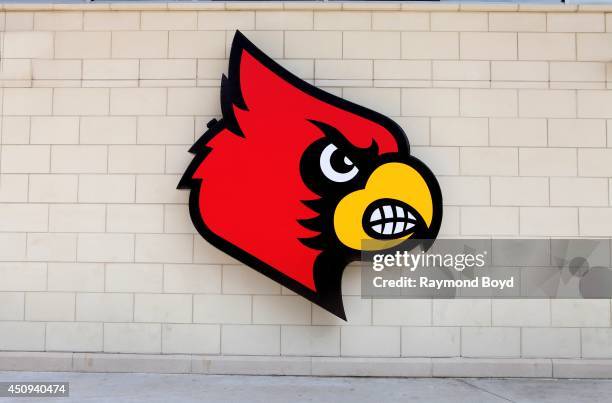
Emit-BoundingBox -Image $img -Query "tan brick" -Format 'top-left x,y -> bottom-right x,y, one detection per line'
549,119 -> 606,147
578,90 -> 612,118
548,13 -> 605,33
55,32 -> 111,59
551,178 -> 608,206
0,292 -> 24,321
0,204 -> 47,233
137,116 -> 193,145
491,61 -> 548,82
110,88 -> 166,116
578,34 -> 612,61
108,145 -> 165,174
29,174 -> 78,202
0,175 -> 28,202
84,11 -> 140,30
49,204 -> 106,233
112,31 -> 168,59
284,31 -> 342,59
491,177 -> 549,206
519,33 -> 576,61
460,33 -> 516,60
141,11 -> 197,30
135,234 -> 193,264
164,264 -> 221,294
197,11 -> 254,30
343,88 -> 400,116
78,175 -> 135,203
31,117 -> 79,144
343,32 -> 401,59
80,117 -> 137,144
0,145 -> 50,173
579,149 -> 612,177
197,59 -> 229,79
519,90 -> 576,118
140,59 -> 196,80
105,263 -> 162,293
551,62 -> 606,82
372,12 -> 428,31
5,12 -> 34,31
431,12 -> 487,31
25,292 -> 74,321
169,31 -> 226,58
461,89 -> 518,117
401,32 -> 458,59
27,233 -> 77,262
402,88 -> 459,117
258,11 -> 313,30
3,32 -> 53,59
53,88 -> 109,116
4,88 -> 52,116
461,147 -> 518,176
136,175 -> 187,204
34,11 -> 82,31
104,323 -> 161,354
433,60 -> 489,81
489,12 -> 546,32
194,295 -> 251,324
162,324 -> 220,355
77,234 -> 134,263
48,263 -> 104,292
1,117 -> 30,144
490,118 -> 547,147
51,145 -> 107,174
315,60 -> 372,80
520,148 -> 577,176
135,294 -> 192,323
314,11 -> 369,30
107,204 -> 164,233
0,59 -> 31,81
374,60 -> 430,80
83,60 -> 139,80
167,87 -> 219,116
32,60 -> 81,80
431,117 -> 488,146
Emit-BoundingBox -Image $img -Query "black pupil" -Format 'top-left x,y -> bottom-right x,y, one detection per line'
330,148 -> 353,174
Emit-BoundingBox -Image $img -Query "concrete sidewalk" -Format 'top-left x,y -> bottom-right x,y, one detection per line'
1,372 -> 612,402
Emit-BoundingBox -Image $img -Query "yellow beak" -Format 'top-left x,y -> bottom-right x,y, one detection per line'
333,162 -> 435,251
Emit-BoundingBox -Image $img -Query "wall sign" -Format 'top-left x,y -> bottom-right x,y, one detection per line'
178,31 -> 443,319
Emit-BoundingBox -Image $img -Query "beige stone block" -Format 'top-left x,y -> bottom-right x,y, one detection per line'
492,300 -> 550,327
489,12 -> 546,32
313,297 -> 371,326
491,61 -> 548,82
0,59 -> 32,81
163,264 -> 221,294
281,326 -> 340,357
140,59 -> 196,80
550,62 -> 606,82
258,11 -> 313,30
32,60 -> 81,80
522,328 -> 580,358
31,117 -> 78,144
343,88 -> 400,116
0,233 -> 26,262
0,145 -> 50,173
107,204 -> 164,233
222,265 -> 280,294
198,11 -> 254,30
5,12 -> 34,31
80,117 -> 137,144
431,117 -> 488,146
372,11 -> 428,31
519,90 -> 576,118
580,208 -> 612,236
34,11 -> 82,31
136,174 -> 187,204
578,90 -> 612,118
53,88 -> 109,116
197,59 -> 228,79
491,177 -> 549,206
549,119 -> 606,147
194,294 -> 251,324
578,33 -> 612,61
84,11 -> 140,30
490,118 -> 547,147
83,60 -> 139,80
25,292 -> 74,321
402,327 -> 459,357
548,13 -> 605,33
55,32 -> 111,59
49,204 -> 105,233
135,234 -> 193,264
315,60 -> 372,80
4,88 -> 52,116
26,233 -> 77,262
579,149 -> 612,176
167,87 -> 219,116
552,299 -> 610,327
105,263 -> 162,293
411,146 -> 459,176
0,175 -> 28,202
341,327 -> 400,357
440,176 -> 489,205
3,32 -> 53,58
253,296 -> 311,325
374,60 -> 430,80
314,11 -> 369,30
402,88 -> 459,117
134,293 -> 192,323
112,31 -> 168,59
29,174 -> 77,202
431,12 -> 487,31
461,207 -> 519,235
108,145 -> 165,174
77,234 -> 134,263
461,89 -> 517,117
110,88 -> 166,116
583,329 -> 612,359
78,174 -> 135,203
169,31 -> 226,58
0,292 -> 24,321
51,145 -> 107,174
162,324 -> 220,354
520,207 -> 578,236
0,263 -> 46,293
433,299 -> 491,326
1,117 -> 30,144
521,148 -> 577,176
46,322 -> 102,352
372,300 -> 431,326
461,33 -> 516,60
462,327 -> 520,358
137,117 -> 193,145
141,11 -> 197,30
433,61 -> 489,81
285,31 -> 342,58
0,322 -> 45,351
222,325 -> 280,355
519,33 -> 576,61
401,32 -> 458,59
104,323 -> 161,354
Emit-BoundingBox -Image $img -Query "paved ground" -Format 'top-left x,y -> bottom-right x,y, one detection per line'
0,372 -> 611,402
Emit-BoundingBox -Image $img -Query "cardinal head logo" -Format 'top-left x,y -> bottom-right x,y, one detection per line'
178,31 -> 443,320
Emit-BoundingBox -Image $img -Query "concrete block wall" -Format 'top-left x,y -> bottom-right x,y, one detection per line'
0,2 -> 612,366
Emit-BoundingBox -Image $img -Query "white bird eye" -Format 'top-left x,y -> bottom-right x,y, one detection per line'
319,143 -> 359,183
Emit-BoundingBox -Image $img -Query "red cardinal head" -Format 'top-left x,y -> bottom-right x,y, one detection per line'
179,31 -> 442,319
